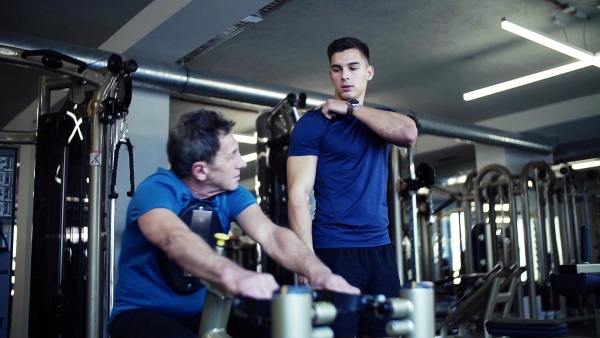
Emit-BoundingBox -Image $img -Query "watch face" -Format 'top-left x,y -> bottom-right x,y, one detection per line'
348,99 -> 359,105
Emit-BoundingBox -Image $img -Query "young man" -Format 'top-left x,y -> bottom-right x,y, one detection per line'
108,109 -> 359,338
287,37 -> 418,337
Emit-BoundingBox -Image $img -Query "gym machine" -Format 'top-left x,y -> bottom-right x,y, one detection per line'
438,263 -> 525,338
255,92 -> 305,226
424,159 -> 600,336
0,147 -> 16,338
395,155 -> 437,283
485,199 -> 600,338
0,43 -> 137,338
196,236 -> 436,338
548,164 -> 600,338
255,93 -> 306,285
519,160 -> 560,320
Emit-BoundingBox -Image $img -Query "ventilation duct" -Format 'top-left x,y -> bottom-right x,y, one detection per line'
0,31 -> 556,154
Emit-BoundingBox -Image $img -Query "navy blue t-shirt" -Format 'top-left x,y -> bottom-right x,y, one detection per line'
288,110 -> 391,248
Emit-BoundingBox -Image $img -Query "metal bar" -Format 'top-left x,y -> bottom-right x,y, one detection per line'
461,171 -> 477,274
508,189 -> 521,321
38,75 -> 51,122
85,71 -> 115,337
390,146 -> 404,286
569,185 -> 581,263
533,168 -> 548,279
520,163 -> 538,319
86,96 -> 103,338
559,175 -> 575,264
581,190 -> 592,263
105,124 -> 118,334
58,143 -> 68,300
431,184 -> 464,199
421,207 -> 433,281
407,148 -> 422,282
0,45 -> 104,87
198,237 -> 233,337
546,178 -> 560,273
474,164 -> 513,272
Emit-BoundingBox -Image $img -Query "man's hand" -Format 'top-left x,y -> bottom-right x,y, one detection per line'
297,274 -> 310,286
224,269 -> 280,299
309,272 -> 361,295
316,99 -> 348,120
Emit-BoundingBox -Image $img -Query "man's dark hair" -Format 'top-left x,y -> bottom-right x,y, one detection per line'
327,37 -> 370,64
167,109 -> 235,178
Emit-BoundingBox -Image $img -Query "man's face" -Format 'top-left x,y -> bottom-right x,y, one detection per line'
329,48 -> 373,102
204,132 -> 247,193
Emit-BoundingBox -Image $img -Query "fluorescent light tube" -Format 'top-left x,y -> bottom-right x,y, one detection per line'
463,18 -> 599,101
501,18 -> 596,63
241,153 -> 257,162
570,159 -> 600,170
463,60 -> 591,101
233,133 -> 257,144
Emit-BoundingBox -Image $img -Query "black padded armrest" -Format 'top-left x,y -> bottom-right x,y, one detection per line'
550,272 -> 600,296
486,317 -> 567,337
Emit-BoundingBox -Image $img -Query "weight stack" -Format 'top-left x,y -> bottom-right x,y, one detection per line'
29,111 -> 89,338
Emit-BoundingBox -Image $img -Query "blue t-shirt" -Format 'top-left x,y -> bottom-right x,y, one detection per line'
110,168 -> 255,321
288,110 -> 391,248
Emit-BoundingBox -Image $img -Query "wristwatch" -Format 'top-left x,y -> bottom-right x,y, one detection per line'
347,99 -> 359,118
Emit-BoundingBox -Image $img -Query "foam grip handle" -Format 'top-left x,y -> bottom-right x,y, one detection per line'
581,225 -> 592,263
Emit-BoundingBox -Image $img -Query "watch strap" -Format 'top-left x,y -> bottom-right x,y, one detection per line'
346,100 -> 359,118
347,105 -> 355,118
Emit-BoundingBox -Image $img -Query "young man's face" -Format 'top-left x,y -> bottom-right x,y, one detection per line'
204,132 -> 247,193
329,48 -> 374,102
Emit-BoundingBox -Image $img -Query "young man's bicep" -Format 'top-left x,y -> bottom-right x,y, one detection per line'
287,155 -> 317,199
286,156 -> 317,249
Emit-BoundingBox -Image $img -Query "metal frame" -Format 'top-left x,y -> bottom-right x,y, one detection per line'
0,43 -> 133,338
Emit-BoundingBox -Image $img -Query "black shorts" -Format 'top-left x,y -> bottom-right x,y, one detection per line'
314,244 -> 401,337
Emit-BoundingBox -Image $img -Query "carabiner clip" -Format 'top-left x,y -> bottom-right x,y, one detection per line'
119,118 -> 129,142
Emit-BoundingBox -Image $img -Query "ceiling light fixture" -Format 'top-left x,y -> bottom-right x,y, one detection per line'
569,158 -> 600,170
463,18 -> 599,101
501,18 -> 595,62
241,153 -> 257,162
463,61 -> 590,101
233,133 -> 257,144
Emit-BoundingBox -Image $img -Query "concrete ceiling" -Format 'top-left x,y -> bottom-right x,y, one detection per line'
1,0 -> 600,184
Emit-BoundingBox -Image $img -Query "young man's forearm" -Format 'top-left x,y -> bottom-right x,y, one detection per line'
288,193 -> 314,250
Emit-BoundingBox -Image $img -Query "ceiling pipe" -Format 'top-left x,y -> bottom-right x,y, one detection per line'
410,112 -> 555,154
0,31 -> 556,154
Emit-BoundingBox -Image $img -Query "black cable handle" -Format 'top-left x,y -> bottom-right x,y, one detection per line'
108,138 -> 135,199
